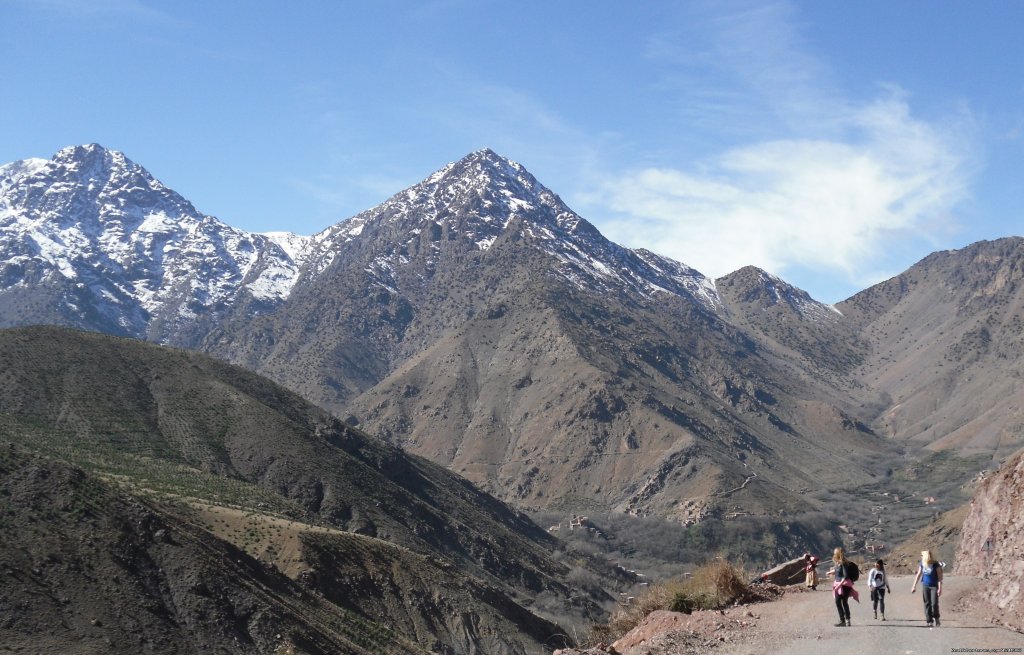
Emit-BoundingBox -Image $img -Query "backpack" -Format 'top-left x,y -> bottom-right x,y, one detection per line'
847,561 -> 860,582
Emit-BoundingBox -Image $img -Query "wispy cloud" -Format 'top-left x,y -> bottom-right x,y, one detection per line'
593,94 -> 969,279
581,1 -> 975,295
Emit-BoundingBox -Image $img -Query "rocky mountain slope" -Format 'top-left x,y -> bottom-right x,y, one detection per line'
194,148 -> 894,519
839,238 -> 1024,459
1,144 -> 1017,530
716,265 -> 866,376
955,447 -> 1024,631
0,325 -> 595,654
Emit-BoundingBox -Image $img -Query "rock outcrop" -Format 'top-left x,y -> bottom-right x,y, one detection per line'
759,556 -> 809,586
955,449 -> 1024,630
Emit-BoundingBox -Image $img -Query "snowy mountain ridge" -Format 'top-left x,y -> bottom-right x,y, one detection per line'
737,265 -> 841,321
0,144 -> 305,337
309,147 -> 724,310
0,144 -> 801,339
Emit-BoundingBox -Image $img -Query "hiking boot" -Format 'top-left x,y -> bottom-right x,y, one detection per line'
934,618 -> 940,627
881,615 -> 886,621
834,620 -> 846,627
926,621 -> 933,627
874,612 -> 878,619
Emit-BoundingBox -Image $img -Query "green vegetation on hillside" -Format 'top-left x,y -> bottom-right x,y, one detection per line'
0,413 -> 311,517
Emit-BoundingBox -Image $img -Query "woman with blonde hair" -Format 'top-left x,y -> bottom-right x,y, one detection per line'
911,549 -> 943,626
827,547 -> 859,626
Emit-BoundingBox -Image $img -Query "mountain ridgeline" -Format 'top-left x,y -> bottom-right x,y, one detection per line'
3,144 -> 1022,524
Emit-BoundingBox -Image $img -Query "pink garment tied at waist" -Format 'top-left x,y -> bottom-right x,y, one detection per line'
832,578 -> 860,603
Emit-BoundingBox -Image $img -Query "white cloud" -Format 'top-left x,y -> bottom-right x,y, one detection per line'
591,92 -> 969,283
579,2 -> 974,294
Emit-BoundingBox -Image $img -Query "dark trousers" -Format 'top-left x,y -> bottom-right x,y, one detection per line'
922,586 -> 940,622
835,587 -> 851,621
871,587 -> 886,614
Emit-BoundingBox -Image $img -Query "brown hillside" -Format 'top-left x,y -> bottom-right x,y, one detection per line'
0,326 -> 602,653
0,446 -> 420,655
842,238 -> 1024,460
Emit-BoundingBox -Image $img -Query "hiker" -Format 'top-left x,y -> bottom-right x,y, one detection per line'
868,559 -> 891,620
827,547 -> 859,626
804,553 -> 819,589
910,549 -> 943,626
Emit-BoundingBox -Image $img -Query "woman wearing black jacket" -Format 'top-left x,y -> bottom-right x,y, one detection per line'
828,547 -> 859,626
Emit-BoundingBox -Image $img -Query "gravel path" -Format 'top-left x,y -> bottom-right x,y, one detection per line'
718,575 -> 1024,655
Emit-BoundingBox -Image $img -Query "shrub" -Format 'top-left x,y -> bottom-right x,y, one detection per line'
589,559 -> 751,642
670,559 -> 750,612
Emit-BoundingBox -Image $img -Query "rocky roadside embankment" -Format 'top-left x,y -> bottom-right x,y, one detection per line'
955,448 -> 1024,632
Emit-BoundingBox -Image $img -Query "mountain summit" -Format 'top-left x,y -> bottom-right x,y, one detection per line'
0,144 -> 304,342
305,148 -> 721,310
0,146 -> 722,344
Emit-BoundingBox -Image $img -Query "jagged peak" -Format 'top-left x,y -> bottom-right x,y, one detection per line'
464,146 -> 504,162
0,145 -> 309,320
720,265 -> 794,291
51,143 -> 136,174
456,147 -> 518,169
55,142 -> 111,157
314,151 -> 726,312
0,144 -> 210,235
1,144 -> 140,187
718,266 -> 840,317
1,144 -> 162,201
324,148 -> 563,246
420,148 -> 541,199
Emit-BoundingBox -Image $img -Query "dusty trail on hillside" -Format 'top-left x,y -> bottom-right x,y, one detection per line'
717,575 -> 1024,655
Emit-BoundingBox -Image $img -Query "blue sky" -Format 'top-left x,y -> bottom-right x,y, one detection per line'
3,0 -> 1022,303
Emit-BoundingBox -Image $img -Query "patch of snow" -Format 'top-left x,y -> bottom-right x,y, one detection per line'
97,288 -> 120,303
138,212 -> 177,234
262,231 -> 313,262
341,219 -> 366,240
0,158 -> 49,193
246,260 -> 300,301
507,197 -> 534,212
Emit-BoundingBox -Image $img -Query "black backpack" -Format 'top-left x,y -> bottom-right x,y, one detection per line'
847,561 -> 860,582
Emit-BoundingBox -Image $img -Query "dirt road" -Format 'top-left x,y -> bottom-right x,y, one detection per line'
719,575 -> 1024,655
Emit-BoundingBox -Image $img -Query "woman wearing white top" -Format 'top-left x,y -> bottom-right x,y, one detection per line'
868,559 -> 891,620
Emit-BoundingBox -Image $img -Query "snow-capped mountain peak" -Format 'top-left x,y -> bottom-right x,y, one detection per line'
0,145 -> 309,339
0,145 -> 724,341
307,149 -> 721,311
